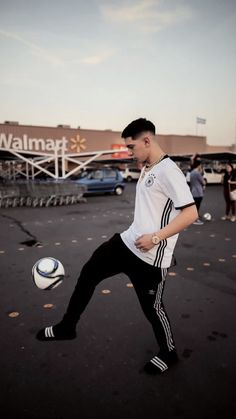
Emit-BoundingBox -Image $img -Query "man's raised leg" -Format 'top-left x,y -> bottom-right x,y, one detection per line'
36,234 -> 124,341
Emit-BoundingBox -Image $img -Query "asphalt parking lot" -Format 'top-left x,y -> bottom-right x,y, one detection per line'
0,183 -> 235,419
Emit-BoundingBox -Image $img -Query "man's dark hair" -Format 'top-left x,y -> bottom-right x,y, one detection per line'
192,160 -> 202,169
121,118 -> 156,139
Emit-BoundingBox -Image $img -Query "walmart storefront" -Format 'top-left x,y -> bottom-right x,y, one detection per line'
0,121 -> 210,179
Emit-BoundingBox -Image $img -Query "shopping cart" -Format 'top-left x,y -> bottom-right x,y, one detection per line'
0,180 -> 86,208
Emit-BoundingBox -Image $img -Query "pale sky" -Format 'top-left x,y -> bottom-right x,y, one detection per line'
0,0 -> 236,146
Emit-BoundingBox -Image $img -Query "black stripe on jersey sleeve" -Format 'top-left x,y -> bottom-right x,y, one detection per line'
175,202 -> 196,210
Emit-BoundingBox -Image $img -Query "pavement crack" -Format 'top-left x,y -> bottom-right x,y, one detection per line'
0,213 -> 38,242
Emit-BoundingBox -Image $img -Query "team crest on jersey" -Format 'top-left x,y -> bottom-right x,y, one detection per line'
145,173 -> 156,187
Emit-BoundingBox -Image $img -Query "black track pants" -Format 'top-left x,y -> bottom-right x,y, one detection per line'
62,233 -> 176,353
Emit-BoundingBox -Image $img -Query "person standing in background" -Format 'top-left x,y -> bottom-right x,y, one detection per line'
190,153 -> 201,170
221,163 -> 236,222
190,161 -> 205,225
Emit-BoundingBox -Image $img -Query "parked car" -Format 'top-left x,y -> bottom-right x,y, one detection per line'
74,168 -> 125,195
120,167 -> 141,182
203,168 -> 222,184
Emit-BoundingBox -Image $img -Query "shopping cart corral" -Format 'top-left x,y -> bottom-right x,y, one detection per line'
0,181 -> 87,208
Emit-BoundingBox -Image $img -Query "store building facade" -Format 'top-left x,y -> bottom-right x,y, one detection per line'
0,121 -> 235,179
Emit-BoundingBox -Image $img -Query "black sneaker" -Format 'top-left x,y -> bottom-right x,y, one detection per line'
36,323 -> 76,341
144,349 -> 179,374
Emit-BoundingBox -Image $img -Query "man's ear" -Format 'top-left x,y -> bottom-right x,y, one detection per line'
144,136 -> 151,147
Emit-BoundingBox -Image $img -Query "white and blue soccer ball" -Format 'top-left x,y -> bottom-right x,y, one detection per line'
32,257 -> 65,290
203,213 -> 212,221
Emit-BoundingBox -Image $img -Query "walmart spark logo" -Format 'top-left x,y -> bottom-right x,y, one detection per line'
70,134 -> 87,153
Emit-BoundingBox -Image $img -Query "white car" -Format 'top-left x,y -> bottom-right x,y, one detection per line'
186,167 -> 222,184
203,168 -> 222,184
120,168 -> 141,182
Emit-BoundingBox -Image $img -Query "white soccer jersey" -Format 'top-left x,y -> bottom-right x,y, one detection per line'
121,156 -> 195,268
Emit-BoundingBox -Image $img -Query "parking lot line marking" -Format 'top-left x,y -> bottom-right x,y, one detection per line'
102,289 -> 111,294
43,304 -> 54,309
8,312 -> 20,318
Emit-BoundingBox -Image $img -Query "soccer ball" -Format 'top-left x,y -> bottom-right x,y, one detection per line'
203,213 -> 212,221
32,257 -> 65,290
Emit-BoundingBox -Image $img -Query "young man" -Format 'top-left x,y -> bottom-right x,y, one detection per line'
37,118 -> 198,374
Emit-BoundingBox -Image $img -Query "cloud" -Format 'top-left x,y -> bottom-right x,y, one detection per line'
0,29 -> 116,67
0,29 -> 64,66
79,48 -> 117,65
101,0 -> 193,32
